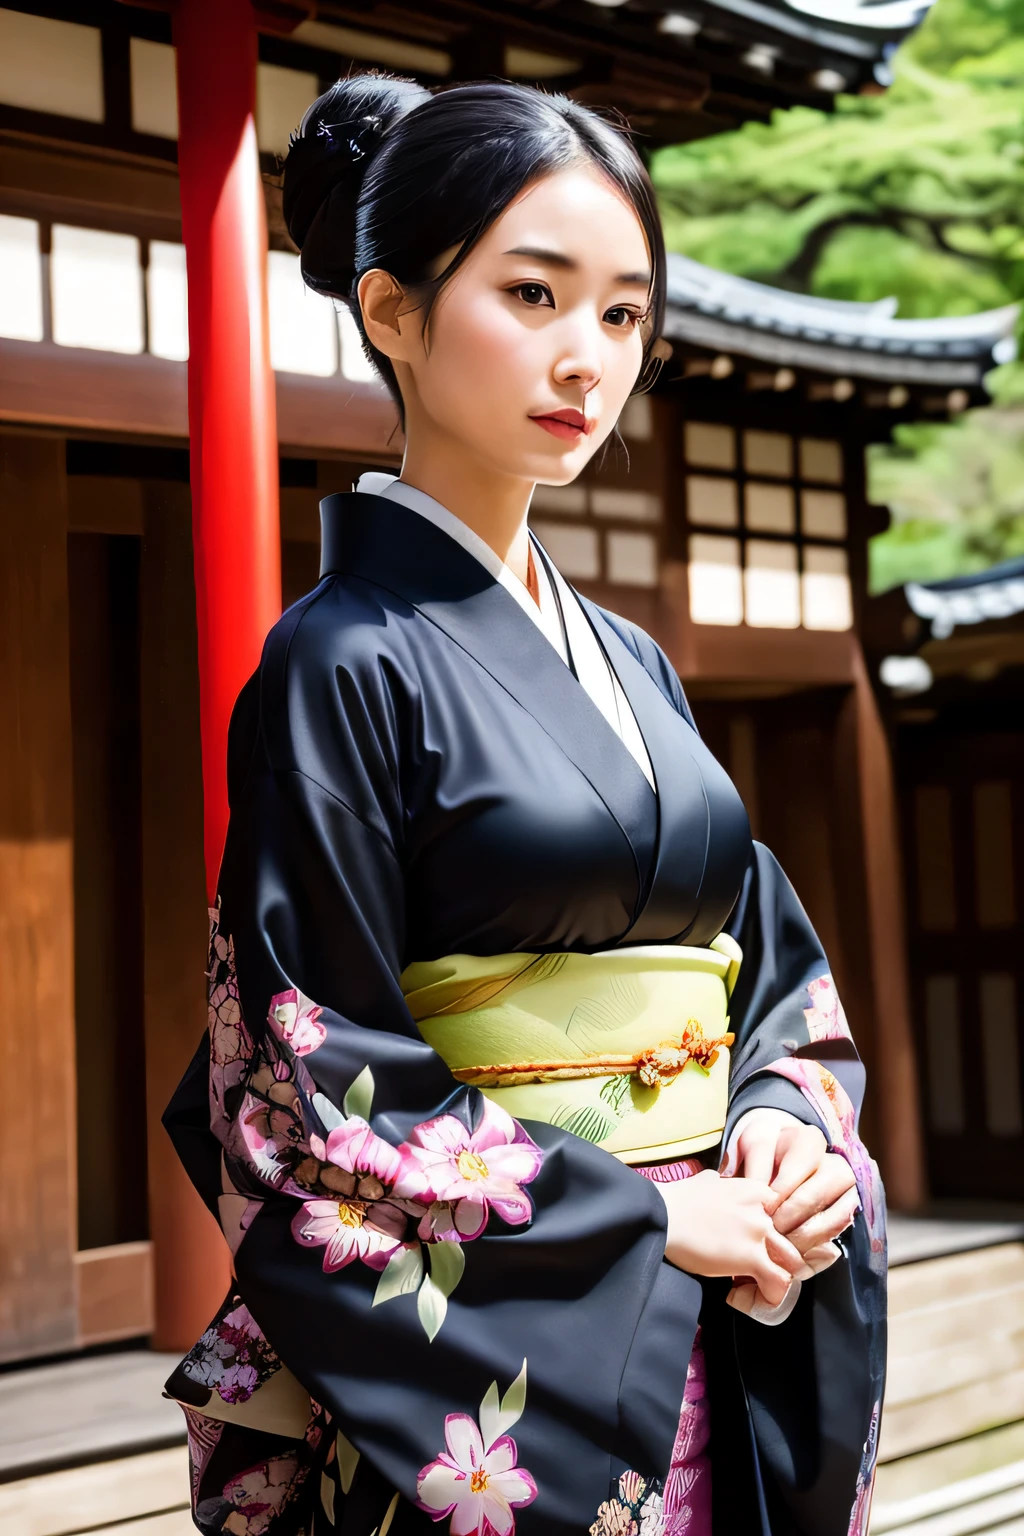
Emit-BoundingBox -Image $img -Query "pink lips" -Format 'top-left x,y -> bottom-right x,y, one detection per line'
529,408 -> 592,442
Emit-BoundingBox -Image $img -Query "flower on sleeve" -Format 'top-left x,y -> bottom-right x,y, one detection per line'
803,974 -> 852,1044
291,1116 -> 413,1274
267,988 -> 327,1057
395,1099 -> 543,1241
417,1362 -> 537,1536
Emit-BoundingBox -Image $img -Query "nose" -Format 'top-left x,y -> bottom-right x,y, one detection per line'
551,314 -> 603,396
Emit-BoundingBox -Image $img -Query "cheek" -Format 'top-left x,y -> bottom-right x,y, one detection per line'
427,294 -> 536,407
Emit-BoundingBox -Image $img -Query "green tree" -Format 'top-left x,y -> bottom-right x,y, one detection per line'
650,0 -> 1024,318
650,0 -> 1024,591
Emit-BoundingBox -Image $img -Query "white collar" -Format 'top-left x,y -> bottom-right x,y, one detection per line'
354,472 -> 567,663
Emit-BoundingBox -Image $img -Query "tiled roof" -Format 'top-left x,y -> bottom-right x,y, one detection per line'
664,253 -> 1020,384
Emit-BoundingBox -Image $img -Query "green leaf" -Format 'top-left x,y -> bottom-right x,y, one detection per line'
415,1243 -> 466,1342
480,1360 -> 529,1449
479,1379 -> 501,1452
342,1065 -> 375,1121
427,1239 -> 466,1298
372,1243 -> 424,1307
416,1273 -> 448,1342
499,1359 -> 528,1436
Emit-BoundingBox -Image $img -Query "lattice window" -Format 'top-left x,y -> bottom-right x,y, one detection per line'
683,422 -> 852,630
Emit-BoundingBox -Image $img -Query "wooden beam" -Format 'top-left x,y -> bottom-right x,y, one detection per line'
0,434 -> 78,1362
75,1242 -> 154,1347
0,341 -> 401,468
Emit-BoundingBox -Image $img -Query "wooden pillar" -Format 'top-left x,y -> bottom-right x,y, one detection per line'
175,0 -> 281,898
140,481 -> 230,1351
0,434 -> 78,1361
836,648 -> 927,1211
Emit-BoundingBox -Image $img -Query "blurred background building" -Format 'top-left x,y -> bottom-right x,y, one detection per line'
1,2 -> 1023,1533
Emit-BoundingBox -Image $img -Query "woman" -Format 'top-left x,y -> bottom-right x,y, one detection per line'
164,74 -> 886,1536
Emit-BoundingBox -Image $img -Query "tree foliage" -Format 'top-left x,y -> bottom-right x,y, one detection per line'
649,0 -> 1024,317
650,0 -> 1024,589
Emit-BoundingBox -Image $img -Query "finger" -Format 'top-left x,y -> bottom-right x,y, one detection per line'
767,1228 -> 814,1281
735,1128 -> 777,1186
750,1255 -> 796,1308
767,1126 -> 828,1211
786,1190 -> 860,1251
802,1241 -> 841,1274
772,1158 -> 855,1235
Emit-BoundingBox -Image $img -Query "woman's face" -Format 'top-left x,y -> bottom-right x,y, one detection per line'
362,164 -> 653,486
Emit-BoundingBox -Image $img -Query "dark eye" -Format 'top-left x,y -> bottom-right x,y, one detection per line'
605,306 -> 639,328
513,282 -> 552,307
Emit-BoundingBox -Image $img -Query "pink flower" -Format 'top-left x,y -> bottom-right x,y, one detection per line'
395,1100 -> 543,1242
291,1115 -> 413,1273
218,1361 -> 259,1403
417,1414 -> 537,1535
267,988 -> 327,1057
803,975 -> 851,1044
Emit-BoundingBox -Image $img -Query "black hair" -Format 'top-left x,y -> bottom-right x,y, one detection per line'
283,73 -> 667,423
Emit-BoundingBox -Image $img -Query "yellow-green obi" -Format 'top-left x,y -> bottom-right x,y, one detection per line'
400,936 -> 743,1165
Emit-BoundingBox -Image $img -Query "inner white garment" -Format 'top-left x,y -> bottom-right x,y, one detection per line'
354,472 -> 656,790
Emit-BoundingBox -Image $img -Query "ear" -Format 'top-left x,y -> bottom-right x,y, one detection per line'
358,268 -> 420,363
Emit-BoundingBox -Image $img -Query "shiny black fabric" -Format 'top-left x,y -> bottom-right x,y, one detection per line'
165,493 -> 885,1536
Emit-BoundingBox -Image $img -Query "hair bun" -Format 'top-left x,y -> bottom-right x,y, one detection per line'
284,74 -> 429,299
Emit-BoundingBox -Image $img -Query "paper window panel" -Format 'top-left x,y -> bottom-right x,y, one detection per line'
800,437 -> 843,484
257,63 -> 320,157
531,484 -> 587,516
973,782 -> 1016,928
131,38 -> 178,140
591,489 -> 660,523
686,475 -> 738,528
618,396 -> 653,442
688,534 -> 742,626
924,975 -> 965,1134
684,421 -> 735,470
801,545 -> 852,630
914,786 -> 957,931
743,430 -> 792,478
744,540 -> 800,628
51,225 -> 144,354
802,489 -> 847,540
607,531 -> 658,587
147,241 -> 189,361
980,974 -> 1023,1136
0,10 -> 104,122
268,250 -> 338,376
745,482 -> 796,534
0,215 -> 43,341
532,521 -> 600,580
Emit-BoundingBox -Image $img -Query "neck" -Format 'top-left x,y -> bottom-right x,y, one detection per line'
396,431 -> 534,585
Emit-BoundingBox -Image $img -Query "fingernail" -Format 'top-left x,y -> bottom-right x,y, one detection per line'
797,1263 -> 815,1282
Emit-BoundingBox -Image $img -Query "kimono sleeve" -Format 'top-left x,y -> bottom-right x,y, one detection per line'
163,590 -> 702,1534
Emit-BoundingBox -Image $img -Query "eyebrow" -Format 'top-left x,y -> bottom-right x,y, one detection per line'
503,245 -> 651,286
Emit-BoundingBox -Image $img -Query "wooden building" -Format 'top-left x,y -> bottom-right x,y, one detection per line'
3,0 -> 1015,1372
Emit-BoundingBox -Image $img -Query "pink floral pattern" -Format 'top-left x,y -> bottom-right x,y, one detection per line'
267,988 -> 327,1057
803,974 -> 853,1044
219,1451 -> 310,1536
394,1098 -> 544,1241
291,1116 -> 413,1273
417,1369 -> 538,1536
179,1295 -> 282,1407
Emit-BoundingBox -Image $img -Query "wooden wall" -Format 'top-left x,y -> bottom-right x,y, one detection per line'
0,432 -> 78,1362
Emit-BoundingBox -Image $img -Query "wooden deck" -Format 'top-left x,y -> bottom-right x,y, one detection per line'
2,1213 -> 1024,1535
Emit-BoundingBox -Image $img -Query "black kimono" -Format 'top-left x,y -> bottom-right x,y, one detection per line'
165,491 -> 886,1536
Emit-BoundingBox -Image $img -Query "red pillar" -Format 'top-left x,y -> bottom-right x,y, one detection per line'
148,0 -> 281,1348
176,0 -> 282,901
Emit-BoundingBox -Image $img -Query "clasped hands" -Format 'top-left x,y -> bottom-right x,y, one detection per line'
657,1111 -> 859,1311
